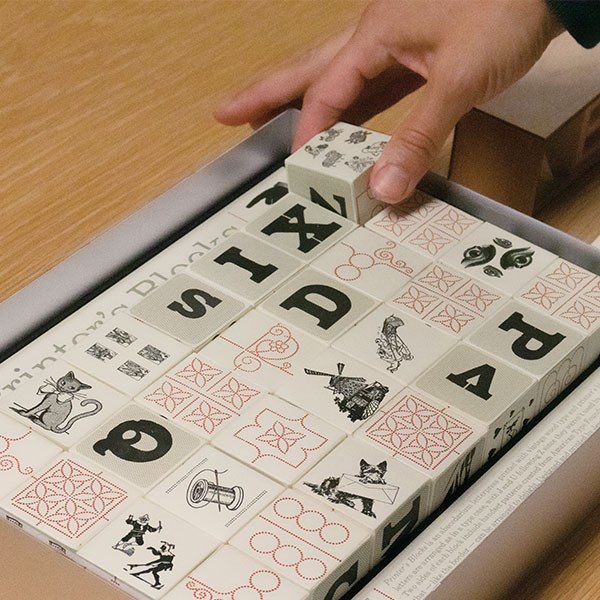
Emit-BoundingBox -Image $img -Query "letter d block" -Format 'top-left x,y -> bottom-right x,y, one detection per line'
285,122 -> 390,224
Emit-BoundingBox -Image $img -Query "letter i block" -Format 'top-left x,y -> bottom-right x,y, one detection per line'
285,122 -> 390,224
414,344 -> 538,462
515,258 -> 600,368
467,300 -> 589,415
295,437 -> 430,564
230,488 -> 373,600
355,388 -> 487,512
189,231 -> 303,305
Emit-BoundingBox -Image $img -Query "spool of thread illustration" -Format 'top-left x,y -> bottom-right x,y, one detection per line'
186,470 -> 244,511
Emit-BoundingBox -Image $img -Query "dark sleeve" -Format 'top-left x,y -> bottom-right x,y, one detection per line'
546,1 -> 600,48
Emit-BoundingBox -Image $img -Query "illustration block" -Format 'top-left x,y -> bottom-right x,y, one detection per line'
295,437 -> 430,563
1,360 -> 129,448
0,452 -> 136,551
276,347 -> 405,434
389,262 -> 508,337
414,343 -> 538,461
365,190 -> 482,259
78,498 -> 220,598
74,404 -> 203,492
440,221 -> 557,294
259,268 -> 376,343
310,227 -> 431,301
212,395 -> 345,486
244,193 -> 356,262
146,444 -> 282,542
332,304 -> 456,384
226,167 -> 290,222
0,413 -> 62,497
135,352 -> 266,440
467,300 -> 588,405
64,314 -> 190,397
129,272 -> 249,349
230,488 -> 372,600
516,257 -> 600,364
285,121 -> 390,223
163,545 -> 309,600
355,388 -> 486,510
189,231 -> 302,304
201,310 -> 327,392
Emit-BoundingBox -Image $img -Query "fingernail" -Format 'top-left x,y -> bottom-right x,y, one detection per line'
371,164 -> 409,204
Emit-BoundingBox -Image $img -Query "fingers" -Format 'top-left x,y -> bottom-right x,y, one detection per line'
370,81 -> 472,204
292,34 -> 394,150
214,29 -> 353,127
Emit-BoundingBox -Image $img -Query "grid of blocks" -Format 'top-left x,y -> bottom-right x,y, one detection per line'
1,122 -> 599,600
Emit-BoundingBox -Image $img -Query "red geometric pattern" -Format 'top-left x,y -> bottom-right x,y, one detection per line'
391,264 -> 504,335
518,259 -> 600,333
366,192 -> 481,257
333,239 -> 415,282
234,408 -> 328,468
139,355 -> 262,438
221,323 -> 300,376
10,458 -> 128,539
185,570 -> 282,600
538,345 -> 586,409
0,429 -> 33,476
363,393 -> 474,470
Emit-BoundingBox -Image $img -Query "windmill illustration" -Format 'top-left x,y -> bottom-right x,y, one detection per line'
304,362 -> 389,421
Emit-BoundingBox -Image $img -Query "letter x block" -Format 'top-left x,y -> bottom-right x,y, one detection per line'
285,122 -> 390,223
244,193 -> 356,262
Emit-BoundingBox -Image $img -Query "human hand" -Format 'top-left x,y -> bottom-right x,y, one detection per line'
215,0 -> 563,204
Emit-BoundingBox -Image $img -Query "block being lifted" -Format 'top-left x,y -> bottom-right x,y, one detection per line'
285,122 -> 389,224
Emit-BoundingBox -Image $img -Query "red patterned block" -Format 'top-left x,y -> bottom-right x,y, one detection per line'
136,353 -> 265,439
360,391 -> 475,470
517,258 -> 600,331
4,455 -> 131,549
390,263 -> 507,336
365,191 -> 482,258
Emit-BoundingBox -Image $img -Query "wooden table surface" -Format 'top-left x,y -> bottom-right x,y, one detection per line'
1,2 -> 599,599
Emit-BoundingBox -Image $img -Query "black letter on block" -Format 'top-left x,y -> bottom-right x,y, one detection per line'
499,312 -> 565,360
167,289 -> 222,319
309,187 -> 348,218
280,284 -> 352,330
93,419 -> 173,462
245,181 -> 288,209
446,364 -> 496,400
324,561 -> 359,600
261,203 -> 342,253
214,246 -> 278,283
381,495 -> 421,552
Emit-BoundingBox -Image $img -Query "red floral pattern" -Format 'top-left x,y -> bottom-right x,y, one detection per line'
10,458 -> 128,540
363,394 -> 473,470
140,356 -> 262,437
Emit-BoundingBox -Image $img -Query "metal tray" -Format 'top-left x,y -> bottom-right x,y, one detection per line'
2,109 -> 600,600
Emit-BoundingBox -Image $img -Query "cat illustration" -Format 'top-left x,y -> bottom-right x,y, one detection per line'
10,371 -> 102,434
304,459 -> 389,518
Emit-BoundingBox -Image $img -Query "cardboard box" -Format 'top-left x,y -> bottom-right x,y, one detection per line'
449,34 -> 600,216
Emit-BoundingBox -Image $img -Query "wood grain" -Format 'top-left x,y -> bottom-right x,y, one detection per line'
0,2 -> 599,600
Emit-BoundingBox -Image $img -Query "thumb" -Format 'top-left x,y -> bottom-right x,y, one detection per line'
370,81 -> 470,204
